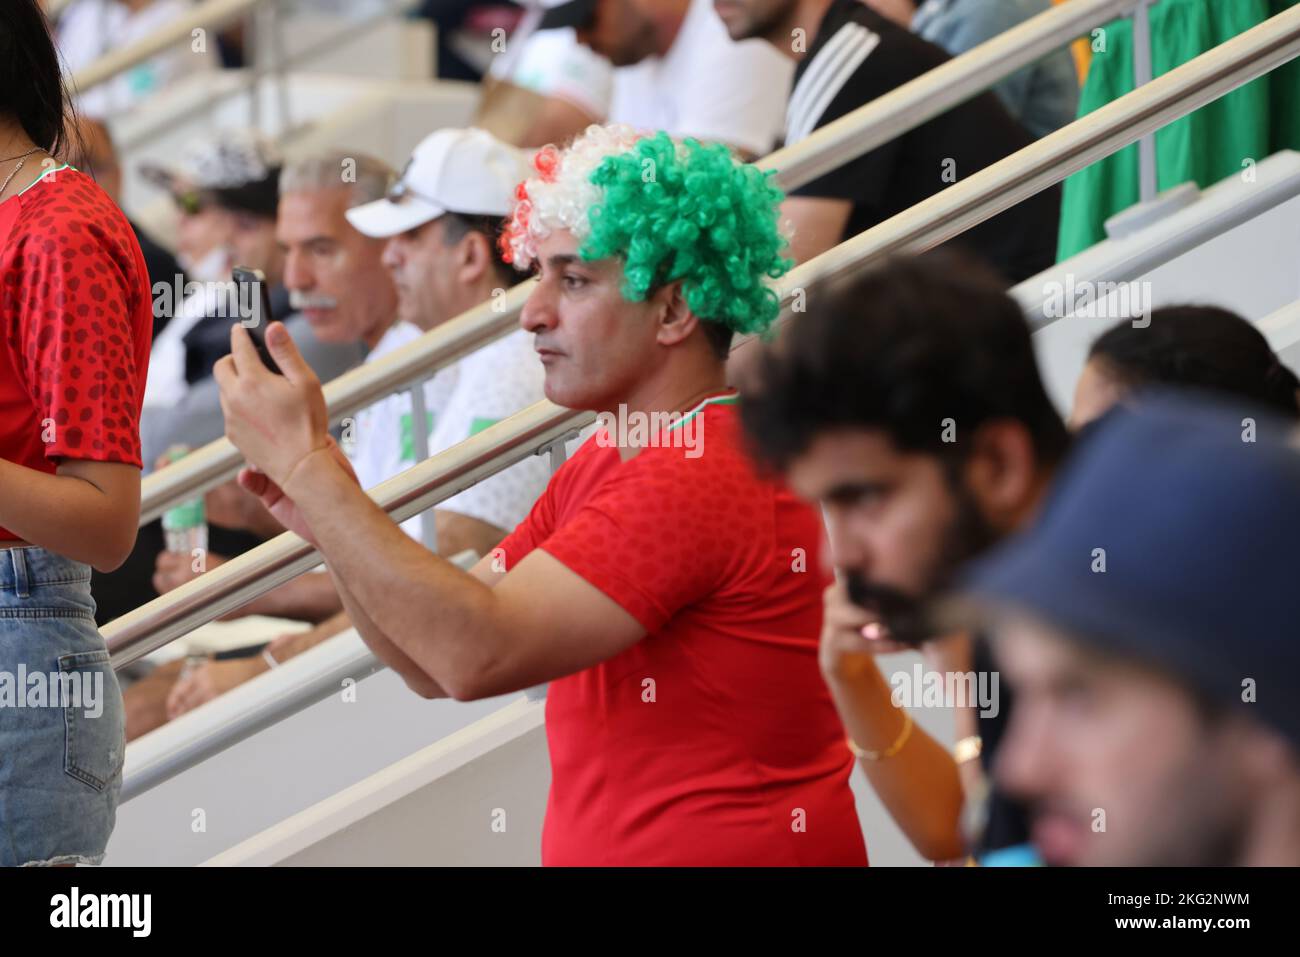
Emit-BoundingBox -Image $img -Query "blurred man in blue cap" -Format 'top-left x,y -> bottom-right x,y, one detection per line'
952,391 -> 1300,867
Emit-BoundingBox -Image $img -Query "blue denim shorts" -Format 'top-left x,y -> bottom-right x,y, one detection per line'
0,546 -> 125,866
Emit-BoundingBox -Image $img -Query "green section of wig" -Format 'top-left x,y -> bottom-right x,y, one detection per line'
579,133 -> 791,336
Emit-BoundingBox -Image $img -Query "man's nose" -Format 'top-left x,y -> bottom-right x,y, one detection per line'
520,281 -> 557,334
381,238 -> 401,271
282,248 -> 312,291
823,508 -> 871,572
994,705 -> 1055,803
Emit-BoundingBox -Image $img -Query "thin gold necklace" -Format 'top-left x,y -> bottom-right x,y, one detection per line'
0,148 -> 43,198
0,146 -> 41,163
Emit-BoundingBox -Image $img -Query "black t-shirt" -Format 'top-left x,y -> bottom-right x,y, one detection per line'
788,0 -> 1060,284
971,633 -> 1031,854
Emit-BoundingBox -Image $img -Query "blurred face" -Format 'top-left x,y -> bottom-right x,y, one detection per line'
381,217 -> 482,332
277,188 -> 396,347
785,429 -> 997,644
994,616 -> 1255,866
519,230 -> 663,411
713,0 -> 797,44
175,202 -> 236,274
228,210 -> 283,287
579,0 -> 662,65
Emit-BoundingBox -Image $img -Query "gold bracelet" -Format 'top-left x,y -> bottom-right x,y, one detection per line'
953,734 -> 983,764
847,709 -> 914,761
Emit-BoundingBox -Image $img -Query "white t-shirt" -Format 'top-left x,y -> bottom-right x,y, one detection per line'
345,322 -> 553,544
57,0 -> 218,119
610,0 -> 793,156
345,321 -> 458,541
493,0 -> 793,156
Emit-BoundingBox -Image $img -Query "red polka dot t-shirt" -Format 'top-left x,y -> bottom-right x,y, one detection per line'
0,166 -> 152,541
498,393 -> 868,866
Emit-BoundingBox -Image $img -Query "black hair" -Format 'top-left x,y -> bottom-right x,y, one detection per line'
1,0 -> 72,155
698,320 -> 734,360
440,212 -> 523,288
1089,305 -> 1300,418
741,252 -> 1070,472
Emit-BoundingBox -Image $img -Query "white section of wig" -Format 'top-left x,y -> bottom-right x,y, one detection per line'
506,124 -> 644,268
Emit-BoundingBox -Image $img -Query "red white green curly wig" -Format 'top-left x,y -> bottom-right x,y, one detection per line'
501,125 -> 791,336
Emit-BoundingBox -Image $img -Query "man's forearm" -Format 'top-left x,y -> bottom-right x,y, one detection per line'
287,455 -> 500,697
236,569 -> 344,623
273,609 -> 353,659
328,570 -> 448,698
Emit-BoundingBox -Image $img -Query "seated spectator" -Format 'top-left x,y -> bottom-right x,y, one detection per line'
865,0 -> 1079,139
131,130 -> 554,735
740,265 -> 1300,864
717,0 -> 1060,276
140,149 -> 402,630
61,116 -> 186,341
740,253 -> 1068,861
54,0 -> 218,118
137,138 -> 374,467
1071,305 -> 1300,428
494,0 -> 794,158
952,392 -> 1300,865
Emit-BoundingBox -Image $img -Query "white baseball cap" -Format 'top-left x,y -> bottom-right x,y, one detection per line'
346,128 -> 531,239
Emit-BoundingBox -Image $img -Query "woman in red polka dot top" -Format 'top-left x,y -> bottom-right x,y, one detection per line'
0,0 -> 153,866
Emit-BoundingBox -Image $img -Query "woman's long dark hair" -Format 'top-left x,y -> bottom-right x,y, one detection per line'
1,0 -> 71,154
1090,305 -> 1300,418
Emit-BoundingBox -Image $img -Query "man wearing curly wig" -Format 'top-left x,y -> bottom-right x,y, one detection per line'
214,125 -> 868,866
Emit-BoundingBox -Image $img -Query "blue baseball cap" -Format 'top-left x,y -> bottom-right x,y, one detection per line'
955,389 -> 1300,751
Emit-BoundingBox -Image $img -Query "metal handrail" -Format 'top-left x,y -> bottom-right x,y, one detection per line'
138,0 -> 1142,522
65,0 -> 424,152
111,0 -> 427,155
105,3 -> 1300,667
108,400 -> 589,667
68,0 -> 261,94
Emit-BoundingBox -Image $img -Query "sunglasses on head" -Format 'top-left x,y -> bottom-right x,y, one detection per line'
174,190 -> 207,215
385,175 -> 444,210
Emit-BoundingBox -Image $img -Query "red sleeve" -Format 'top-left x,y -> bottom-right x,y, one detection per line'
17,203 -> 148,467
537,450 -> 731,633
496,468 -> 559,572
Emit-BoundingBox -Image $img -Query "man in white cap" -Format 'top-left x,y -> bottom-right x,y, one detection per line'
339,127 -> 552,556
152,129 -> 555,722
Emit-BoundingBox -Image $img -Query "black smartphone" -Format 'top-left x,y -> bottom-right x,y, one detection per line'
231,265 -> 282,375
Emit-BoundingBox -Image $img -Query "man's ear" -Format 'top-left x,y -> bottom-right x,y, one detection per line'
653,281 -> 698,348
458,231 -> 491,285
963,419 -> 1039,528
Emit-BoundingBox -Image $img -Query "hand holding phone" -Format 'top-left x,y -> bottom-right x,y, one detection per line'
232,265 -> 283,375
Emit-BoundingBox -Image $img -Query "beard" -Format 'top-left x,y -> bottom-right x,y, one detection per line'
845,482 -> 1000,646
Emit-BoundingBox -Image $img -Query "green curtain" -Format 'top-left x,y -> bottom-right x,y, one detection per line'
1057,0 -> 1300,261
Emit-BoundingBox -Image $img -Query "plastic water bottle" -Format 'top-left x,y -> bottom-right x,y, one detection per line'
161,446 -> 209,557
